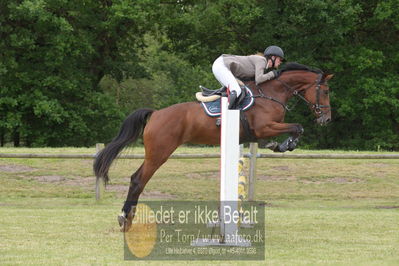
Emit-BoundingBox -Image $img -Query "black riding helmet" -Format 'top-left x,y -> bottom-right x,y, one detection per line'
264,45 -> 284,59
264,45 -> 284,68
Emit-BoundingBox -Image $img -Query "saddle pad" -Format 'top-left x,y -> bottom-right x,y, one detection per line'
201,87 -> 254,117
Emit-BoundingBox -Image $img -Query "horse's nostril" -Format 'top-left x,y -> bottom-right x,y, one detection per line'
325,118 -> 331,123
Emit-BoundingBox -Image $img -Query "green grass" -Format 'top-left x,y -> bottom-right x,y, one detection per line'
0,147 -> 398,265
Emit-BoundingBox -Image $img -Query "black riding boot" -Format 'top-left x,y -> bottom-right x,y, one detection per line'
228,91 -> 238,109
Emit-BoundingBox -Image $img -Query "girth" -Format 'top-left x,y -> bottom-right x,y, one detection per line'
239,110 -> 257,143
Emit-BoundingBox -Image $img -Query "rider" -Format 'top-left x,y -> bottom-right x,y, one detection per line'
212,45 -> 284,109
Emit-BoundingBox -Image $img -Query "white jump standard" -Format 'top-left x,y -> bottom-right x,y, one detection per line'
192,96 -> 251,247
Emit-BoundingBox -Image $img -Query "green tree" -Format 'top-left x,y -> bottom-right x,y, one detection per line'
161,0 -> 399,150
100,33 -> 219,111
324,0 -> 399,150
1,0 -> 398,149
0,0 -> 158,146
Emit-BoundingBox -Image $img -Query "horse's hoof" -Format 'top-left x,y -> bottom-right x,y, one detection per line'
119,219 -> 131,232
288,138 -> 299,151
118,211 -> 135,232
118,212 -> 129,232
118,214 -> 126,227
120,222 -> 130,232
265,141 -> 279,151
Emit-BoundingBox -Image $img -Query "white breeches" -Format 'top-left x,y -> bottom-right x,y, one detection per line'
212,56 -> 242,96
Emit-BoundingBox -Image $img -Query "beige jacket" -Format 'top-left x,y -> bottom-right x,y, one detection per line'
222,54 -> 274,84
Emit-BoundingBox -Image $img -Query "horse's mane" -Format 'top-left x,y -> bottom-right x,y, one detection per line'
242,62 -> 323,84
279,62 -> 323,75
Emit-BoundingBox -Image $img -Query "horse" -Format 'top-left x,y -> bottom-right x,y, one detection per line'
93,63 -> 333,232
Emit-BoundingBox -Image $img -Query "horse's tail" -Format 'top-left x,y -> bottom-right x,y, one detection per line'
93,108 -> 154,184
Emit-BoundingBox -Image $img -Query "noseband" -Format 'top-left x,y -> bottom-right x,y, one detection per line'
254,73 -> 331,115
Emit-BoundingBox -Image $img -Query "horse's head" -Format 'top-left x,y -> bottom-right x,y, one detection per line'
295,72 -> 333,125
275,65 -> 333,126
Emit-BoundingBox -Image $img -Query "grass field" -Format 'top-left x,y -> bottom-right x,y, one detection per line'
0,146 -> 398,265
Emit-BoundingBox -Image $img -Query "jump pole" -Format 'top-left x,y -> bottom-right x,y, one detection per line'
192,96 -> 250,247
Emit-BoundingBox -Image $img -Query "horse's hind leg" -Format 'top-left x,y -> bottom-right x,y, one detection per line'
118,142 -> 179,232
118,165 -> 144,231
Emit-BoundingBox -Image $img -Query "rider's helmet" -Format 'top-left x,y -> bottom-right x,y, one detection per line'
264,45 -> 284,60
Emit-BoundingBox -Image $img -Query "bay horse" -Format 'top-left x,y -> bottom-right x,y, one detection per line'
93,63 -> 333,231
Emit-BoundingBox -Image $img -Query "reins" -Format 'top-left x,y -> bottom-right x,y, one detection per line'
252,87 -> 290,111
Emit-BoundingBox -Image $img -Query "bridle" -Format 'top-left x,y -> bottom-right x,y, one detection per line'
253,73 -> 331,115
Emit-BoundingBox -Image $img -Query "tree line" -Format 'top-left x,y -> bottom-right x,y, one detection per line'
1,0 -> 398,150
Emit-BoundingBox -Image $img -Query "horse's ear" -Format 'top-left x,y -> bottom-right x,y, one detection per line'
323,74 -> 334,81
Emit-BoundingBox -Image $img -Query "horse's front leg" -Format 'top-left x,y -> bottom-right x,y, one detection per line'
255,122 -> 304,152
271,134 -> 301,152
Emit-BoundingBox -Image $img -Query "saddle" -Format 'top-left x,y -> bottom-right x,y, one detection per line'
200,86 -> 227,97
197,85 -> 254,117
196,84 -> 257,142
196,85 -> 247,104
